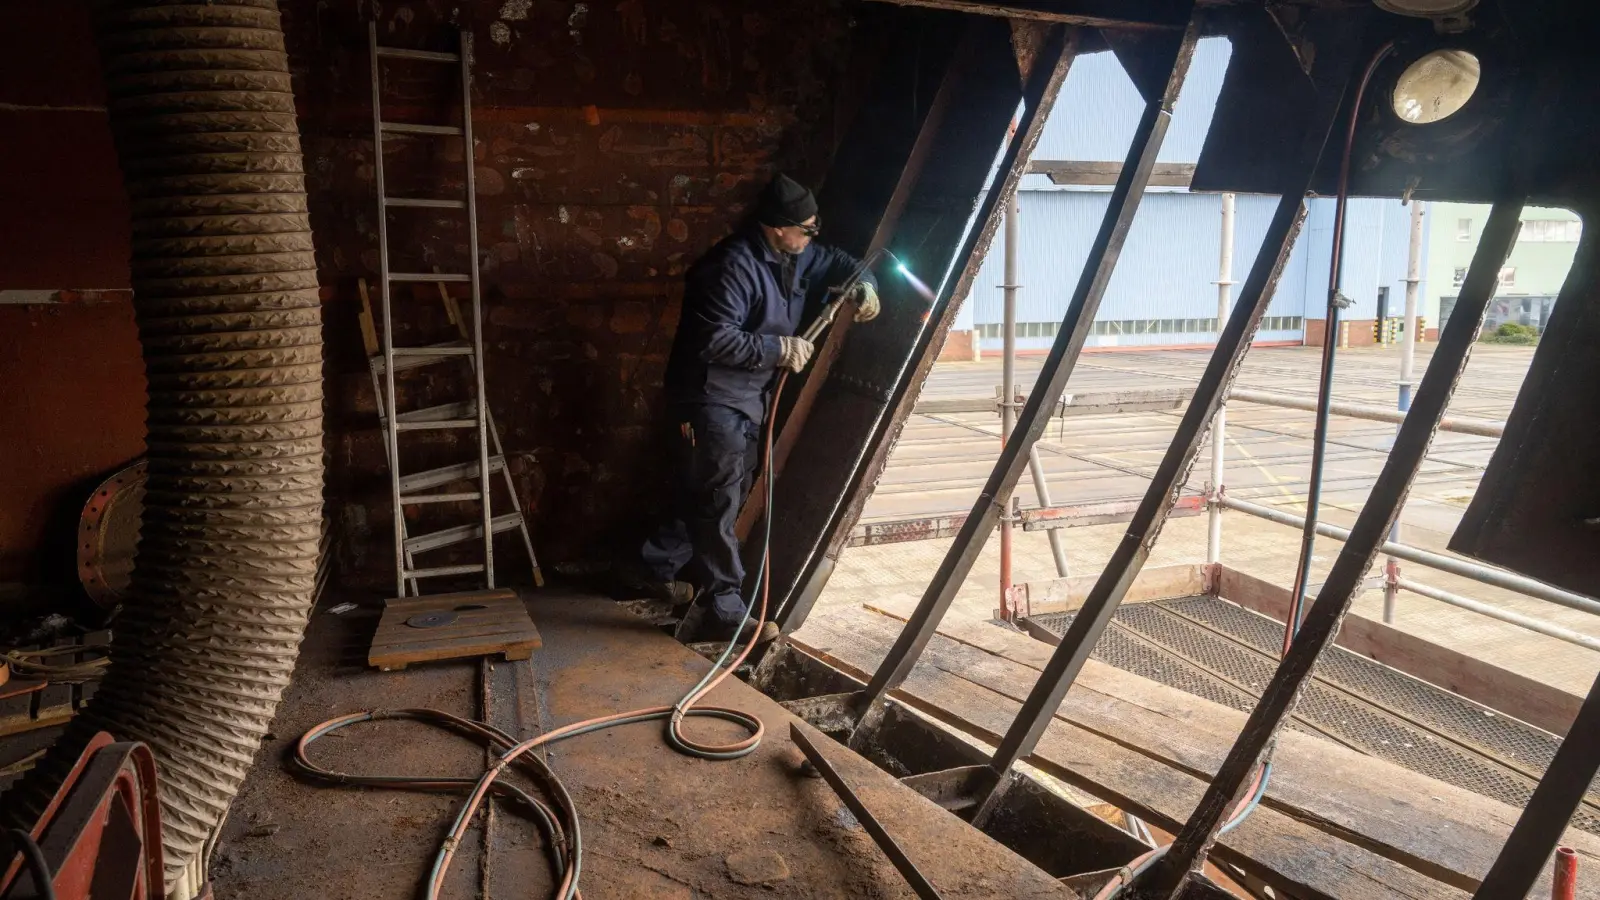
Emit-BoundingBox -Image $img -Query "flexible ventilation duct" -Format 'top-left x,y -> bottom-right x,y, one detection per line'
4,0 -> 323,893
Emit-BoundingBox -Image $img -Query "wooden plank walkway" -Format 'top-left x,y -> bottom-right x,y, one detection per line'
792,601 -> 1600,900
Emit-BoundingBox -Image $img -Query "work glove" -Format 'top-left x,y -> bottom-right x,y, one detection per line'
850,281 -> 880,323
777,335 -> 815,372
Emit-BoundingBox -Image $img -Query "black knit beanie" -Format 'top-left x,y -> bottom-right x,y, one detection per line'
755,173 -> 818,227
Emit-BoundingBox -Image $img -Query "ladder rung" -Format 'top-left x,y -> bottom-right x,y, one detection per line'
396,419 -> 476,431
405,513 -> 522,554
400,492 -> 483,505
385,197 -> 467,209
375,46 -> 461,63
388,400 -> 477,424
391,345 -> 473,356
371,342 -> 472,374
380,121 -> 465,136
404,564 -> 486,579
390,272 -> 471,283
398,456 -> 507,493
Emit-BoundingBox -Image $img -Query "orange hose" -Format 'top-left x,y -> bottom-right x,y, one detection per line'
297,372 -> 790,900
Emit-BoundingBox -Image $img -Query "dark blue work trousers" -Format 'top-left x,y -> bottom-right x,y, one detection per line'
640,404 -> 761,626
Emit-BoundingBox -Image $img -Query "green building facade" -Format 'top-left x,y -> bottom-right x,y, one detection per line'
1426,202 -> 1584,335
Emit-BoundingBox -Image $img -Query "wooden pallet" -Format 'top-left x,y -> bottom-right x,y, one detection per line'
369,588 -> 541,671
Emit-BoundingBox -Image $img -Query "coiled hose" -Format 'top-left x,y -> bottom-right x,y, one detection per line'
292,373 -> 790,900
2,1 -> 323,894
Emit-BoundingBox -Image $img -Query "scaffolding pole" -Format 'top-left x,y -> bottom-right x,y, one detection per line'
1227,388 -> 1504,437
1388,198 -> 1427,622
1217,494 -> 1600,617
1395,578 -> 1600,653
1207,192 -> 1235,564
999,191 -> 1070,615
1399,200 -> 1426,412
999,192 -> 1018,616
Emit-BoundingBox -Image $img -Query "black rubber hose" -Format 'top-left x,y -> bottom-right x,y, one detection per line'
5,829 -> 58,900
1,1 -> 323,893
1285,41 -> 1395,644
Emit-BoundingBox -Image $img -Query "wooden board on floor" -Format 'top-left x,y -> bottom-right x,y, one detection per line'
1019,563 -> 1205,615
369,588 -> 541,671
0,679 -> 70,738
798,602 -> 1600,899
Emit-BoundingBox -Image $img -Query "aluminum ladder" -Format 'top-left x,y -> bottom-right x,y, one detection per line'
367,22 -> 541,597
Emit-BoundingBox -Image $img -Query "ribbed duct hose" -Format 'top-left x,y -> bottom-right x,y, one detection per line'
2,0 -> 323,893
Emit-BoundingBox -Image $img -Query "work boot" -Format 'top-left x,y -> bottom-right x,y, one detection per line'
662,579 -> 696,607
691,614 -> 781,646
610,562 -> 694,605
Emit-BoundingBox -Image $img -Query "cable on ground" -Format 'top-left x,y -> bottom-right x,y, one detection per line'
294,371 -> 793,900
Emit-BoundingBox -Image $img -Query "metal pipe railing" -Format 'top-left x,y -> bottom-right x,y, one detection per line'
1228,388 -> 1505,438
1218,494 -> 1600,619
1395,578 -> 1600,653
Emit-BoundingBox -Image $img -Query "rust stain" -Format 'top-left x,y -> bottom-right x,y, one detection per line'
475,166 -> 507,195
566,304 -> 606,331
610,301 -> 651,334
0,302 -> 146,582
617,0 -> 647,43
229,0 -> 861,577
626,205 -> 662,240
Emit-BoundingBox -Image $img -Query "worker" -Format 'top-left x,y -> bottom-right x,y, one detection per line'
637,173 -> 880,642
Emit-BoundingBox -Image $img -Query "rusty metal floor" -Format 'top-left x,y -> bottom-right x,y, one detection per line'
211,587 -> 1073,899
1026,594 -> 1600,836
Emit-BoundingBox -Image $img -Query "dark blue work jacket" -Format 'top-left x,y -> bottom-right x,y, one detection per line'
663,225 -> 877,423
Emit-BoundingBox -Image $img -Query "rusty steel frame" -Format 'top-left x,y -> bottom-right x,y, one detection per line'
866,0 -> 1186,30
1472,670 -> 1600,898
791,722 -> 948,900
847,7 -> 1201,747
970,52 -> 1354,823
1131,198 -> 1527,899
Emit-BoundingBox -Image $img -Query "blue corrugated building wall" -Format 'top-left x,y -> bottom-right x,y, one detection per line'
958,38 -> 1425,351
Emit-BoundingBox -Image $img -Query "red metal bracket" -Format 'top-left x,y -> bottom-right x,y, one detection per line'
1,732 -> 164,900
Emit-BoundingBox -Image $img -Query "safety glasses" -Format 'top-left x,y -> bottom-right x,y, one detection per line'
784,216 -> 821,238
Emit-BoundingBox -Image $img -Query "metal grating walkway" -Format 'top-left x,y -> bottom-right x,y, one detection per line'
1027,594 -> 1600,835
